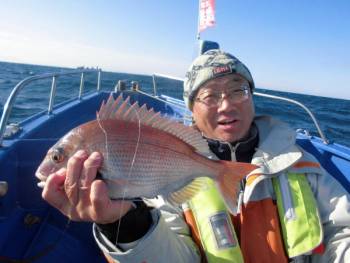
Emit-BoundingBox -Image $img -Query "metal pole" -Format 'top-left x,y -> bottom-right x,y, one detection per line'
152,74 -> 157,96
97,70 -> 101,92
48,76 -> 57,114
197,0 -> 201,40
79,73 -> 84,99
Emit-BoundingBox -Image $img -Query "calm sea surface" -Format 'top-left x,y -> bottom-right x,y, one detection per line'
0,61 -> 349,147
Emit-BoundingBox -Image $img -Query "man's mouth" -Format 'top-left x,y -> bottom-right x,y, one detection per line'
218,119 -> 237,125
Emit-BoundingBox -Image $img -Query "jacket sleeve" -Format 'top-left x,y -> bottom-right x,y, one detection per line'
307,168 -> 350,263
93,202 -> 201,263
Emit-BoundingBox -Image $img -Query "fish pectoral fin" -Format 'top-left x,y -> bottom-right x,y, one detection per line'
167,177 -> 209,206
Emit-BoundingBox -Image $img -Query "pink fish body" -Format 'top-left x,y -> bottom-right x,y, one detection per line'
36,94 -> 257,207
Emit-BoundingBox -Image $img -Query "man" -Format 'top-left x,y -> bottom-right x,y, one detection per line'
41,50 -> 350,262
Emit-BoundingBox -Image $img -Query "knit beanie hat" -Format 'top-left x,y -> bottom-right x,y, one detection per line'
183,49 -> 255,108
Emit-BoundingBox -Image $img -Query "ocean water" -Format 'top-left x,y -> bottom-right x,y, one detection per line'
0,61 -> 349,147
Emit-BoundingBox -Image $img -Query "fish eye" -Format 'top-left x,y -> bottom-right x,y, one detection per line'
50,148 -> 65,163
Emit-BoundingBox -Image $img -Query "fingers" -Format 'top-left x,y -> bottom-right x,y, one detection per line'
42,151 -> 133,224
65,150 -> 89,205
90,180 -> 134,224
78,152 -> 103,207
80,152 -> 103,188
42,168 -> 69,212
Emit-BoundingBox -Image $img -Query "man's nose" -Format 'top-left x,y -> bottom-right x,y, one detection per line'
218,95 -> 234,111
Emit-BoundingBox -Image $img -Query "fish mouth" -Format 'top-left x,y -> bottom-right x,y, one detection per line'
37,181 -> 46,188
35,171 -> 48,182
35,171 -> 48,189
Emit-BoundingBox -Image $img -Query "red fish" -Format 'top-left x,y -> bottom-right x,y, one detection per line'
36,94 -> 257,210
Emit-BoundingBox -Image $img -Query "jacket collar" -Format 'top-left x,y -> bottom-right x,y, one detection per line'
203,115 -> 302,175
206,123 -> 259,163
251,116 -> 302,175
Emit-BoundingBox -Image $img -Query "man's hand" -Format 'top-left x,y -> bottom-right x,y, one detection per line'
42,150 -> 133,224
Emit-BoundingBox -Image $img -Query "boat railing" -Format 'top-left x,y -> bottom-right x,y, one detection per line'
1,71 -> 329,146
151,74 -> 329,144
152,73 -> 184,97
253,92 -> 329,144
0,69 -> 101,146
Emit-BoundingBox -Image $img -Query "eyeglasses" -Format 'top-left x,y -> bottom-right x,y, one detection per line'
194,85 -> 250,108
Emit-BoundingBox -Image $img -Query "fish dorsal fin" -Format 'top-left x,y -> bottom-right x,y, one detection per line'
167,177 -> 209,206
98,94 -> 124,119
97,94 -> 210,154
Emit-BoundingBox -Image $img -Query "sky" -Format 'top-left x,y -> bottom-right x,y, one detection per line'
0,0 -> 349,100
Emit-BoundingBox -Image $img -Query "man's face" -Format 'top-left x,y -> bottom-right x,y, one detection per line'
192,74 -> 255,142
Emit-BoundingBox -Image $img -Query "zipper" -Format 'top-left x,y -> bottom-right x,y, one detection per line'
225,142 -> 247,188
278,173 -> 296,221
225,142 -> 240,162
225,142 -> 246,214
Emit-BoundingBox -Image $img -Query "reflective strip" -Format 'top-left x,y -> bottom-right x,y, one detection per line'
272,173 -> 323,258
277,173 -> 296,221
103,253 -> 117,263
293,161 -> 320,169
188,178 -> 244,263
246,174 -> 260,186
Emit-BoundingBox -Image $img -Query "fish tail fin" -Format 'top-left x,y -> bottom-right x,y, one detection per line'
216,161 -> 258,213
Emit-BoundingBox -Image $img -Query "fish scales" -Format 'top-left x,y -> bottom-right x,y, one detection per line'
80,119 -> 216,199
